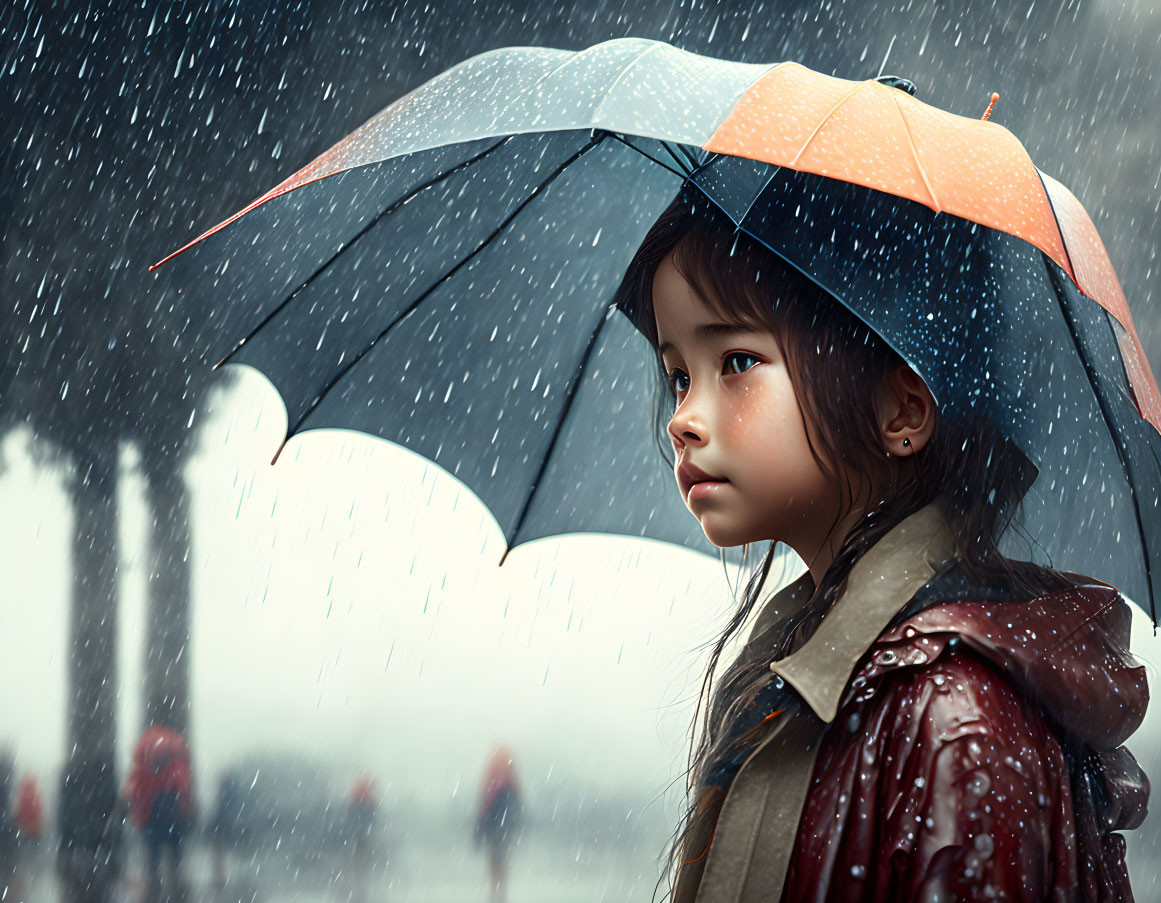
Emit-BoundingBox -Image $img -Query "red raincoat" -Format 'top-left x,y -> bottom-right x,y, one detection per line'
693,505 -> 1149,902
479,747 -> 520,821
15,775 -> 44,838
782,583 -> 1148,901
124,727 -> 195,831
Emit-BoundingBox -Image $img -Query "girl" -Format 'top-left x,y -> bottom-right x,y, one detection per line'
615,192 -> 1149,902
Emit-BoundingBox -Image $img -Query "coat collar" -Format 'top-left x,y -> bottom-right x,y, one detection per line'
765,503 -> 956,723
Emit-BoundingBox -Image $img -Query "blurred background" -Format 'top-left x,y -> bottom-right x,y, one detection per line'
1,1 -> 1159,900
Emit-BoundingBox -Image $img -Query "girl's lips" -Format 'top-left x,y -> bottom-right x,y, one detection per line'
678,460 -> 725,497
688,479 -> 728,502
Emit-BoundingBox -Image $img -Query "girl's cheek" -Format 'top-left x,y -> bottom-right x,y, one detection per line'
723,378 -> 785,443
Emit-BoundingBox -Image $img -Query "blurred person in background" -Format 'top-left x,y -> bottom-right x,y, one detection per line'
12,772 -> 45,892
210,770 -> 246,892
125,726 -> 195,901
345,773 -> 379,901
475,747 -> 522,903
15,772 -> 45,842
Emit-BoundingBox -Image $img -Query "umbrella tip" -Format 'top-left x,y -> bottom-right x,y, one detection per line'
981,92 -> 1000,121
498,547 -> 510,567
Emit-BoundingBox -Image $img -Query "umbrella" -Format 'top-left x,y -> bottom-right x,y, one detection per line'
155,38 -> 1161,617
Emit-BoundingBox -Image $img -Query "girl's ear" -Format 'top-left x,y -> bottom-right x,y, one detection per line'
877,365 -> 936,456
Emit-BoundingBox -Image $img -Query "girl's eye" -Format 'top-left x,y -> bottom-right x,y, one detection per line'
723,352 -> 760,375
668,368 -> 690,395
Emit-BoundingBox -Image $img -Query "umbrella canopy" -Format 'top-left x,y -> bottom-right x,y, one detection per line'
156,38 -> 1161,618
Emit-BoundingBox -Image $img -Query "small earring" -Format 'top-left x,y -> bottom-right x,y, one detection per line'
902,438 -> 911,451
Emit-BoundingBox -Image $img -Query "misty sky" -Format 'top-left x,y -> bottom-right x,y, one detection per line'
0,364 -> 771,808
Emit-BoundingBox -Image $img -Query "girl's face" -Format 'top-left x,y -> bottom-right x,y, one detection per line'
652,251 -> 844,561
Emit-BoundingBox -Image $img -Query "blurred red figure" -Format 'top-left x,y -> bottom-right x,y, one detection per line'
475,747 -> 522,903
346,774 -> 379,900
125,727 -> 195,900
8,775 -> 45,901
15,774 -> 44,840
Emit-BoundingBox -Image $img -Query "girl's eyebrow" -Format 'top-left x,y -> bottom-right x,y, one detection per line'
658,322 -> 760,356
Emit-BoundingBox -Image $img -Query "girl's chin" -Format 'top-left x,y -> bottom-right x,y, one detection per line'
697,517 -> 759,549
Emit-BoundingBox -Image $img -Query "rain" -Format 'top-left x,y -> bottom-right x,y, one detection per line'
2,1 -> 1160,901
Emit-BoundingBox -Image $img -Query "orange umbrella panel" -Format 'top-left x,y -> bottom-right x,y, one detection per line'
706,64 -> 1159,433
683,155 -> 1161,611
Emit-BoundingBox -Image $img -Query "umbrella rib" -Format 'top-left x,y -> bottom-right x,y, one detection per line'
1033,170 -> 1080,291
489,41 -> 654,130
690,151 -> 726,180
790,80 -> 869,167
676,143 -> 702,169
283,133 -> 606,441
890,91 -> 941,213
216,136 -> 514,370
593,42 -> 666,119
605,133 -> 689,180
737,169 -> 782,227
660,141 -> 694,176
499,304 -> 616,565
489,51 -> 589,126
1044,260 -> 1157,623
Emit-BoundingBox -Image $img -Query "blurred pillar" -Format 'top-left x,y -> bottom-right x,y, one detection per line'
59,438 -> 122,900
66,440 -> 119,772
143,459 -> 192,735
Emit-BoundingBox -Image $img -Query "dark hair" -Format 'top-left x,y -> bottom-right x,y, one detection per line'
616,191 -> 1072,902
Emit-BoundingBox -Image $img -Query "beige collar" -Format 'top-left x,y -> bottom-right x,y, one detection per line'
766,503 -> 956,723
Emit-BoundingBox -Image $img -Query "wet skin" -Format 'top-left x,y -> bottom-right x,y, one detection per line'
653,251 -> 844,569
652,251 -> 934,581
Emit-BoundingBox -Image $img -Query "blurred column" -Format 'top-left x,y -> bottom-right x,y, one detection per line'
59,438 -> 122,900
66,440 -> 119,773
143,458 -> 192,735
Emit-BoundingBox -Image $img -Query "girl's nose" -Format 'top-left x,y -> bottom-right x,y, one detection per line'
668,407 -> 707,449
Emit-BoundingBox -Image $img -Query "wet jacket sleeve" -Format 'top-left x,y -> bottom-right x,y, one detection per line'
785,650 -> 1084,902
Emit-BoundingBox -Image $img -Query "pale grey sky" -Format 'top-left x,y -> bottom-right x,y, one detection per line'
0,365 -> 750,808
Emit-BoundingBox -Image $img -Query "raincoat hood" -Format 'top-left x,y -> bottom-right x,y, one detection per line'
868,581 -> 1148,752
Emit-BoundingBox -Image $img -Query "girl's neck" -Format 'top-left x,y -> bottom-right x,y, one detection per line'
803,502 -> 873,587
